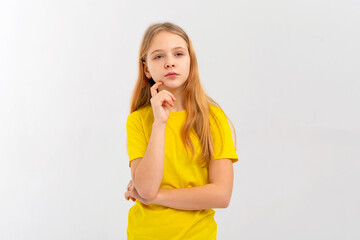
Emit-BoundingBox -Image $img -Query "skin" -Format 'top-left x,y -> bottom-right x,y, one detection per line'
124,81 -> 173,204
125,31 -> 191,203
143,30 -> 190,113
124,31 -> 235,209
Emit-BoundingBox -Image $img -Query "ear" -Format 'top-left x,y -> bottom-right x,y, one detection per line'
142,61 -> 151,79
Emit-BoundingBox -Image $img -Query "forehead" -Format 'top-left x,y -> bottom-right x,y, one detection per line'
148,31 -> 188,52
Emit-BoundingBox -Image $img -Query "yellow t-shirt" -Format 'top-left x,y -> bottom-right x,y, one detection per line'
126,104 -> 238,240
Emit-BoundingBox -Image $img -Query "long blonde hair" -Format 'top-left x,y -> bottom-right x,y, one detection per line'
129,22 -> 237,168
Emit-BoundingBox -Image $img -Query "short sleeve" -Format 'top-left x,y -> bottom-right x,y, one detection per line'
126,111 -> 148,167
210,108 -> 239,164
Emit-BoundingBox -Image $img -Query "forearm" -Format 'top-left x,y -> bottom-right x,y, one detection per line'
134,122 -> 166,200
151,184 -> 228,210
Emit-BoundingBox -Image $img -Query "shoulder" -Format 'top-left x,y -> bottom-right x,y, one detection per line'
127,105 -> 153,123
208,104 -> 233,140
127,105 -> 152,121
209,104 -> 227,123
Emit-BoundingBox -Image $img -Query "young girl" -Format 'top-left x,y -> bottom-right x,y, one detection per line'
124,22 -> 238,240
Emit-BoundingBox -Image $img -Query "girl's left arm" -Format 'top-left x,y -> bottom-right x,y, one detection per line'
151,158 -> 234,210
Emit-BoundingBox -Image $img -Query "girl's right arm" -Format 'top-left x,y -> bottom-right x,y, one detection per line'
132,81 -> 176,200
132,122 -> 166,200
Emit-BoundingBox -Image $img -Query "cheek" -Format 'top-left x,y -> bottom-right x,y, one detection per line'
178,57 -> 189,68
147,66 -> 157,77
149,63 -> 161,73
185,58 -> 191,69
184,60 -> 191,73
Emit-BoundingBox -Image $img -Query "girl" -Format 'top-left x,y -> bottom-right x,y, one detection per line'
124,22 -> 238,240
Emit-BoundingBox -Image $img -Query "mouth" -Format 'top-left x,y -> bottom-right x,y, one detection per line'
165,72 -> 179,77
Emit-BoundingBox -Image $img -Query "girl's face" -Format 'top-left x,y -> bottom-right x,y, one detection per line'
143,31 -> 190,90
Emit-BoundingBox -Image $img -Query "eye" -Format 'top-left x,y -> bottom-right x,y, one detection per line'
154,55 -> 163,60
176,52 -> 184,56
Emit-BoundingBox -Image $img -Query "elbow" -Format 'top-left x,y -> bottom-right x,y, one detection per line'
219,193 -> 231,208
213,184 -> 232,208
214,184 -> 232,208
133,178 -> 157,201
133,177 -> 160,201
137,187 -> 158,201
222,197 -> 231,208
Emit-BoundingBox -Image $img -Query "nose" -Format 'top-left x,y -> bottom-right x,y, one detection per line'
165,56 -> 175,68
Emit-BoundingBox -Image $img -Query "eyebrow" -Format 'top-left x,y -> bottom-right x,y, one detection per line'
150,47 -> 187,56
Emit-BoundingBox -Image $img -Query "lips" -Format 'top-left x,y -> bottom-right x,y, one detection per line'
165,72 -> 179,77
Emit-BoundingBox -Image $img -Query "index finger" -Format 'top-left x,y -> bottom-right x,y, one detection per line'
150,81 -> 163,97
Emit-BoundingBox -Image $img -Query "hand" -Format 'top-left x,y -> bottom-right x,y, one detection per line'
125,180 -> 136,202
124,180 -> 153,205
150,81 -> 176,124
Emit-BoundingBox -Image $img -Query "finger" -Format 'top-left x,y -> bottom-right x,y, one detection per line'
160,94 -> 173,106
162,100 -> 173,108
127,180 -> 134,190
165,96 -> 174,107
169,93 -> 176,101
125,191 -> 134,201
150,81 -> 163,97
161,90 -> 176,101
162,90 -> 176,101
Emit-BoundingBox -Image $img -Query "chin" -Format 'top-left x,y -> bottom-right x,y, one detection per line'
166,84 -> 184,90
164,80 -> 186,88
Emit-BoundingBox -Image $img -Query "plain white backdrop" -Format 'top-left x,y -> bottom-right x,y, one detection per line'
1,0 -> 359,239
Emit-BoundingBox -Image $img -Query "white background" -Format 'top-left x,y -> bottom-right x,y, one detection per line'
1,0 -> 359,239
